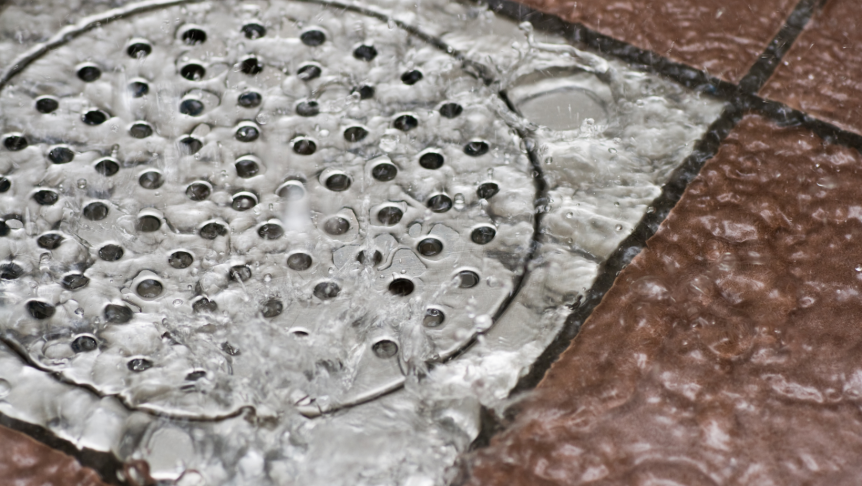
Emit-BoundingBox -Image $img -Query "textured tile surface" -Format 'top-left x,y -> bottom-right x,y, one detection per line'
0,425 -> 108,486
761,0 -> 862,134
510,0 -> 797,83
466,113 -> 862,485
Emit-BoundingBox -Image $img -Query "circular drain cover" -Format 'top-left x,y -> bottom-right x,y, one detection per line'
0,0 -> 537,418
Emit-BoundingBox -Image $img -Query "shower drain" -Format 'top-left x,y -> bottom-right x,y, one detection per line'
0,0 -> 538,418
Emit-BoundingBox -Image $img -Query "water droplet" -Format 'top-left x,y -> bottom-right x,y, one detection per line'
173,299 -> 183,307
453,193 -> 465,210
855,265 -> 862,272
646,206 -> 656,214
615,224 -> 623,231
608,147 -> 617,153
76,178 -> 87,189
565,212 -> 573,219
264,274 -> 272,283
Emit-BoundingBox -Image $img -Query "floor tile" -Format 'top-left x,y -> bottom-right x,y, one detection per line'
510,0 -> 797,83
0,425 -> 107,486
761,0 -> 862,134
467,113 -> 862,485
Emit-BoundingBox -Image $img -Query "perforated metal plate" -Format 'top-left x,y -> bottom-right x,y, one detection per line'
0,0 -> 537,418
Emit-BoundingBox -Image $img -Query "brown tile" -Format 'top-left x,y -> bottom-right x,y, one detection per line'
761,0 -> 862,135
466,113 -> 862,485
0,425 -> 108,486
511,0 -> 797,83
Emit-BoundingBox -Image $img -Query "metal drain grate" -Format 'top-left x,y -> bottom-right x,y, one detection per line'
0,0 -> 538,418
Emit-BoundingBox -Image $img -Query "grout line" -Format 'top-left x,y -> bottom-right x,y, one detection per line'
507,104 -> 744,396
738,0 -> 822,93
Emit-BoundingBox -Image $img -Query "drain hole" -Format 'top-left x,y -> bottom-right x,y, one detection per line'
235,156 -> 260,178
179,99 -> 204,116
193,297 -> 218,313
343,126 -> 368,142
26,300 -> 55,319
129,122 -> 153,139
235,123 -> 260,142
104,304 -> 133,323
0,177 -> 9,193
457,270 -> 480,288
477,182 -> 499,199
293,138 -> 316,155
232,192 -> 257,211
471,226 -> 496,244
83,202 -> 109,221
423,308 -> 445,328
139,171 -> 164,189
464,140 -> 489,156
127,40 -> 152,58
186,182 -> 211,201
0,263 -> 24,280
48,146 -> 74,164
372,340 -> 398,358
419,152 -> 444,170
61,273 -> 90,291
182,28 -> 207,45
220,341 -> 239,355
136,279 -> 163,298
240,57 -> 264,75
238,91 -> 262,108
200,222 -> 228,239
389,278 -> 414,296
136,215 -> 161,232
427,194 -> 452,213
393,114 -> 418,132
353,85 -> 374,99
277,181 -> 305,200
371,162 -> 397,181
3,134 -> 27,151
33,190 -> 59,206
297,64 -> 321,81
168,251 -> 193,269
98,244 -> 124,261
82,110 -> 108,125
261,299 -> 283,318
300,29 -> 326,46
186,370 -> 206,381
179,136 -> 203,154
353,44 -> 377,61
258,223 -> 284,240
377,206 -> 403,225
71,336 -> 97,353
296,100 -> 319,117
127,358 -> 153,372
417,238 -> 443,256
94,157 -> 120,176
128,81 -> 149,98
287,253 -> 313,271
439,102 -> 463,119
35,96 -> 59,113
77,64 -> 101,82
241,22 -> 266,39
180,64 -> 206,81
323,217 -> 350,235
325,173 -> 351,191
401,70 -> 423,85
357,250 -> 383,266
229,265 -> 252,282
313,281 -> 340,300
37,233 -> 63,249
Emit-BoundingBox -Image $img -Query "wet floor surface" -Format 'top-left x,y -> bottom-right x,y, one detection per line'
2,0 -> 862,485
466,113 -> 862,485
